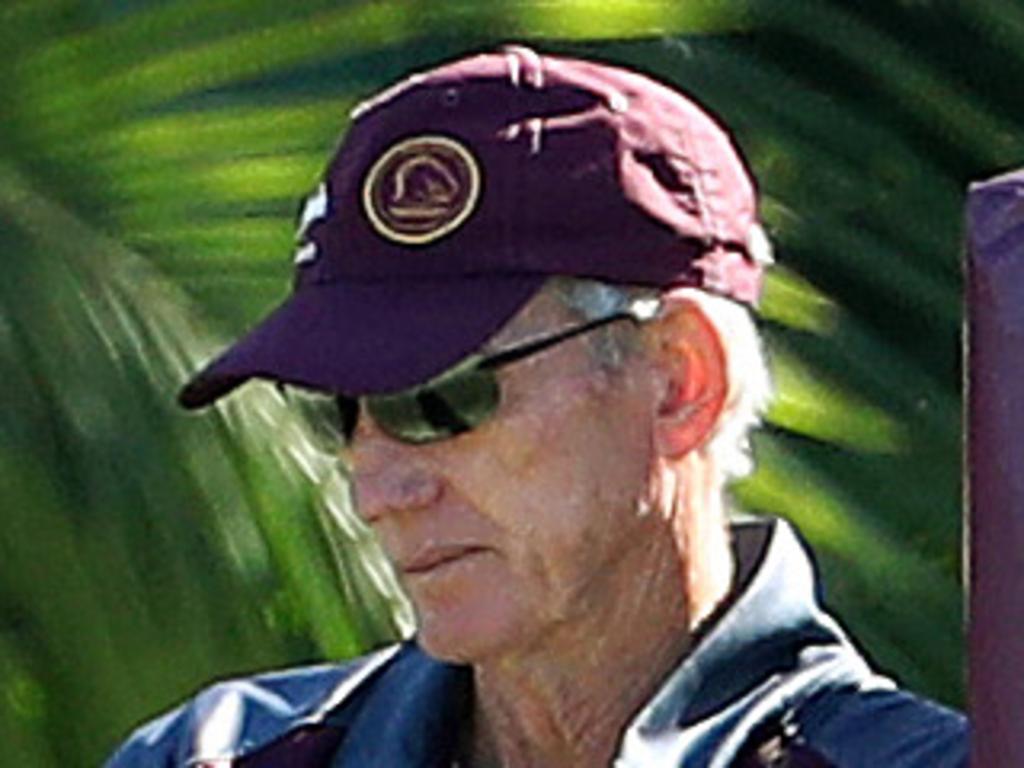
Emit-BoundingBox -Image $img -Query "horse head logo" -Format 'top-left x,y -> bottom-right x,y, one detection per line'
363,135 -> 481,245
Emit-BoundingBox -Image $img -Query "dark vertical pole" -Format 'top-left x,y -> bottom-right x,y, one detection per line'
967,169 -> 1024,767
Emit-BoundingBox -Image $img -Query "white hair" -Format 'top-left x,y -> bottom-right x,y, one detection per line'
550,277 -> 773,483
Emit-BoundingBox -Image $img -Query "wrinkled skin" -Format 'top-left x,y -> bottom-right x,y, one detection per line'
346,288 -> 730,767
348,290 -> 677,664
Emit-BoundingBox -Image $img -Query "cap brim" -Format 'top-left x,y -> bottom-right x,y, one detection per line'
178,274 -> 546,409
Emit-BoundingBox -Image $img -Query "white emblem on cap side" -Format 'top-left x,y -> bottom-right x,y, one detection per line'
294,242 -> 318,265
293,183 -> 328,264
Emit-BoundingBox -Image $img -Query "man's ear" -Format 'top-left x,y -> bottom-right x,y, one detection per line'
645,298 -> 728,460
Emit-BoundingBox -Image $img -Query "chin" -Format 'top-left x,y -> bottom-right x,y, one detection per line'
413,598 -> 534,665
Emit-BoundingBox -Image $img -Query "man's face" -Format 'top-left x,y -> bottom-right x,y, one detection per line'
347,291 -> 673,663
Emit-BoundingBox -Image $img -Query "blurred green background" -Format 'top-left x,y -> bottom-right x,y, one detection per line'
2,1 -> 1018,765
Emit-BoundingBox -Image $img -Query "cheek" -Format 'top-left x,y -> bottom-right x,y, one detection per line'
458,380 -> 653,595
460,400 -> 586,532
516,379 -> 652,515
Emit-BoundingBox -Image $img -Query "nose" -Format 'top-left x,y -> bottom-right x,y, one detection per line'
350,437 -> 444,524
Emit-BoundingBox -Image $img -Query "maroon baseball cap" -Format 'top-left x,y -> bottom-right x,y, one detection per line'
179,45 -> 768,409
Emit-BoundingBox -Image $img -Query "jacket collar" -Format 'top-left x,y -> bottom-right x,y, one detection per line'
326,517 -> 879,768
615,517 -> 874,767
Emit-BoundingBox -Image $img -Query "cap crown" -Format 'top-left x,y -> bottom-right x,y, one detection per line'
178,47 -> 766,408
296,46 -> 762,302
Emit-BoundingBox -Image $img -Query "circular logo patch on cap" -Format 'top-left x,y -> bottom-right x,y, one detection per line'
363,135 -> 481,245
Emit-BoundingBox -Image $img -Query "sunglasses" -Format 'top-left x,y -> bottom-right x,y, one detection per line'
283,296 -> 660,446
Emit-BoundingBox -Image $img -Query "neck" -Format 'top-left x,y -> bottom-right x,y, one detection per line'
673,453 -> 735,632
461,529 -> 708,768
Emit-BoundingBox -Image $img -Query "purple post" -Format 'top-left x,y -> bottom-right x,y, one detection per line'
967,169 -> 1024,766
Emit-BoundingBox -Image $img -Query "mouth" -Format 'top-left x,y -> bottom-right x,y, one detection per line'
401,545 -> 489,575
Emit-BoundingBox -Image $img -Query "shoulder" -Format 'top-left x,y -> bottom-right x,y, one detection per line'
795,684 -> 968,767
104,644 -> 402,768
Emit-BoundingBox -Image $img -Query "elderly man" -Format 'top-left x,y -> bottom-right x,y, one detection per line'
108,47 -> 967,767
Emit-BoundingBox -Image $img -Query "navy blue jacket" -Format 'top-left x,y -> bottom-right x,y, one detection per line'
107,518 -> 968,767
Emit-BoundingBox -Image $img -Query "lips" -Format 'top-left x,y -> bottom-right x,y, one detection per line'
400,544 -> 488,575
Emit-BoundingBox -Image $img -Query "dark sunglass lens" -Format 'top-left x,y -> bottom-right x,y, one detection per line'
336,396 -> 359,442
429,368 -> 500,433
415,389 -> 474,437
369,367 -> 500,444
